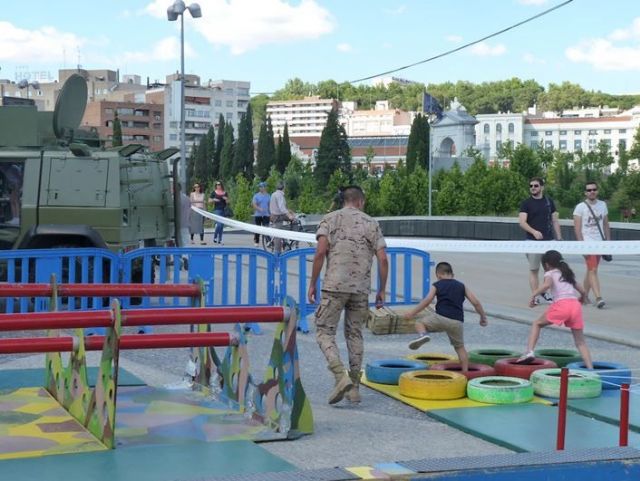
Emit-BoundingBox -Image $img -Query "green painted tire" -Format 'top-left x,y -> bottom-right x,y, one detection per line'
530,368 -> 602,399
533,349 -> 582,367
466,376 -> 534,404
468,349 -> 521,367
406,352 -> 458,366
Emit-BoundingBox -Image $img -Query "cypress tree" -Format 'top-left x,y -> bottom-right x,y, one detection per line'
315,109 -> 351,186
205,126 -> 216,183
219,123 -> 235,181
276,122 -> 292,174
406,114 -> 431,172
256,117 -> 275,179
232,104 -> 254,180
112,111 -> 123,147
213,114 -> 225,179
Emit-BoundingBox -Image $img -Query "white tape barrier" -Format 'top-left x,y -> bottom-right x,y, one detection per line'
193,207 -> 640,255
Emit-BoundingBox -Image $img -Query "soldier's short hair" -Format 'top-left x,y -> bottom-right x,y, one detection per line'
342,185 -> 364,204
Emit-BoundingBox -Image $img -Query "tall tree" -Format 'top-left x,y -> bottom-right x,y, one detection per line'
219,124 -> 235,181
213,114 -> 225,179
406,114 -> 430,172
112,111 -> 122,147
204,126 -> 216,182
315,109 -> 351,186
276,122 -> 291,174
232,104 -> 254,180
256,116 -> 276,179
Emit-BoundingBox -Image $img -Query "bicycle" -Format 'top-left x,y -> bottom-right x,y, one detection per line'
262,214 -> 307,253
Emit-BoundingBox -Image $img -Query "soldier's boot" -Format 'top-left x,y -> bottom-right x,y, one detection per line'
327,360 -> 353,405
345,369 -> 361,404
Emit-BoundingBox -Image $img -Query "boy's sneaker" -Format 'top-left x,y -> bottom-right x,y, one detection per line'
515,351 -> 535,365
595,297 -> 606,309
542,292 -> 553,303
408,334 -> 431,350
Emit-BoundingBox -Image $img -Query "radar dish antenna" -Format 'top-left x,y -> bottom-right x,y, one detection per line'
53,73 -> 88,140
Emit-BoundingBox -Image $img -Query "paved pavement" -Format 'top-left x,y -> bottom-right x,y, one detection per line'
1,230 -> 639,470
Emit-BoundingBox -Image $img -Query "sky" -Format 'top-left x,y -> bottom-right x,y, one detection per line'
1,0 -> 640,96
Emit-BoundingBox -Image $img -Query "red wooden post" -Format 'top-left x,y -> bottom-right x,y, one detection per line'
620,383 -> 630,447
556,367 -> 569,450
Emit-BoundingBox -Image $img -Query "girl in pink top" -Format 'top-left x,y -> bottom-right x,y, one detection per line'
516,250 -> 593,369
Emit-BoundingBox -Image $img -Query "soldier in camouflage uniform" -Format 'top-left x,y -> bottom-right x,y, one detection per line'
308,186 -> 388,405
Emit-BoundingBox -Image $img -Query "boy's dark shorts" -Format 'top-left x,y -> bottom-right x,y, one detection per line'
415,310 -> 464,348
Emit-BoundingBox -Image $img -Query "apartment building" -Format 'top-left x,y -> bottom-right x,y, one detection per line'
159,74 -> 250,153
476,106 -> 640,170
266,96 -> 338,137
341,100 -> 414,136
82,100 -> 164,151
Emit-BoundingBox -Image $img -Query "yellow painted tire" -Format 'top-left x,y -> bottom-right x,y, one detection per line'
398,370 -> 467,400
406,353 -> 458,366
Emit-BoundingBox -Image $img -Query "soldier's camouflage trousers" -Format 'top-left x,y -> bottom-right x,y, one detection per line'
315,290 -> 368,373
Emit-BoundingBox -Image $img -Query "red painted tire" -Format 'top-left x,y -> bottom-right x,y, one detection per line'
430,362 -> 496,380
494,357 -> 558,380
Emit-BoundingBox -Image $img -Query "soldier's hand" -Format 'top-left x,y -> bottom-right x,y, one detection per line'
375,290 -> 385,309
308,285 -> 317,304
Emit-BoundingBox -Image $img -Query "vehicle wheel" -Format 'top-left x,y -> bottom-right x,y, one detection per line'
494,357 -> 557,380
468,349 -> 521,366
534,349 -> 582,367
406,353 -> 458,366
398,370 -> 467,400
430,362 -> 496,380
466,376 -> 534,404
261,235 -> 274,253
566,361 -> 630,390
530,368 -> 602,398
365,359 -> 425,385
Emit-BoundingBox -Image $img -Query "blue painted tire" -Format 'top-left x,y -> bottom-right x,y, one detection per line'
365,359 -> 426,385
566,361 -> 631,390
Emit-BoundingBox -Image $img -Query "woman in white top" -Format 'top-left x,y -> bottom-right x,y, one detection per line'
189,183 -> 206,244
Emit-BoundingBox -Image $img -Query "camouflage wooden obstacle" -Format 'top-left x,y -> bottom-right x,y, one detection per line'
0,279 -> 313,449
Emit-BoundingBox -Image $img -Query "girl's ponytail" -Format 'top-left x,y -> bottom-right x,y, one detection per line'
541,250 -> 576,287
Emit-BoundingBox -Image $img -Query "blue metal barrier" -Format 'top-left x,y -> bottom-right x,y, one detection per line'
1,246 -> 430,334
0,248 -> 119,313
279,247 -> 431,333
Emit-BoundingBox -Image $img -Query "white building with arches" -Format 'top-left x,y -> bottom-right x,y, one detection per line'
431,98 -> 478,171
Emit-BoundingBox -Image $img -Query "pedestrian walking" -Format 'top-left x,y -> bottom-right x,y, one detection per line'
252,182 -> 270,247
189,183 -> 205,244
308,186 -> 388,405
208,181 -> 229,245
573,181 -> 610,308
516,250 -> 593,369
518,177 -> 562,304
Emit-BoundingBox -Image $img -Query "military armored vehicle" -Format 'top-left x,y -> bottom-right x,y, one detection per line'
0,74 -> 177,254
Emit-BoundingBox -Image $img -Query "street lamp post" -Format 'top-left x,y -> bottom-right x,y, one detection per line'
167,0 -> 202,193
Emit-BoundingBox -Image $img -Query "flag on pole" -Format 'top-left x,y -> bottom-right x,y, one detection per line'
422,92 -> 443,119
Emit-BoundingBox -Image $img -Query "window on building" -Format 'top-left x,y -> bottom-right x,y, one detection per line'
224,88 -> 234,95
602,139 -> 611,149
545,131 -> 552,136
530,141 -> 539,150
588,138 -> 597,151
226,112 -> 233,120
530,131 -> 539,137
214,99 -> 222,107
483,124 -> 490,134
237,87 -> 249,96
226,100 -> 233,108
574,139 -> 582,151
574,130 -> 581,135
559,140 -> 567,150
508,122 -> 515,134
604,129 -> 611,134
619,139 -> 627,151
619,129 -> 627,134
169,134 -> 177,140
545,140 -> 553,149
559,130 -> 567,135
588,129 -> 597,135
496,123 -> 502,133
105,108 -> 113,114
496,140 -> 502,151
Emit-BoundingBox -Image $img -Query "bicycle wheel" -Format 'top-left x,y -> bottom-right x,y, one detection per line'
262,235 -> 274,253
